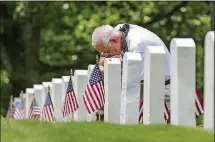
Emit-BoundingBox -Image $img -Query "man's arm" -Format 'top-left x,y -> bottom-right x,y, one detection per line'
98,56 -> 105,79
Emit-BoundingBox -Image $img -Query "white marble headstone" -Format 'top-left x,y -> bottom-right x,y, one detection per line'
203,31 -> 214,132
33,84 -> 44,109
62,75 -> 71,121
73,70 -> 88,121
52,78 -> 63,122
14,97 -> 21,107
42,82 -> 52,95
25,88 -> 34,118
120,52 -> 142,124
143,46 -> 166,125
170,38 -> 196,127
19,91 -> 24,98
86,65 -> 97,122
104,58 -> 121,123
20,93 -> 26,118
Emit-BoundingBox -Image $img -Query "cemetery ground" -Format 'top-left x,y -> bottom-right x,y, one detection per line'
1,117 -> 214,142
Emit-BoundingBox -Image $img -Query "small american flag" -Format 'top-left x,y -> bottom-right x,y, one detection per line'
41,91 -> 55,122
139,100 -> 170,123
29,96 -> 41,120
83,63 -> 105,114
6,99 -> 15,119
195,90 -> 204,116
62,76 -> 79,118
13,99 -> 24,120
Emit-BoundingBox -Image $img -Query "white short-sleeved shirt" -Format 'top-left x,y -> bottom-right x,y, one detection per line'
115,24 -> 170,81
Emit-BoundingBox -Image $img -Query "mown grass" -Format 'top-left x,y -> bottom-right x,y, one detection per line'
1,118 -> 214,142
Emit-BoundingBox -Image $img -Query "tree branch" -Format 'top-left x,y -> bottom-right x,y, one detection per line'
38,59 -> 74,74
0,45 -> 12,75
140,1 -> 189,27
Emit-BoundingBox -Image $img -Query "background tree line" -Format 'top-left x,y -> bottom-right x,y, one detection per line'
1,1 -> 214,115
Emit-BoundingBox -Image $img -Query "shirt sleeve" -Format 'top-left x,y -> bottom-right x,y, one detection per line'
131,43 -> 145,80
134,43 -> 170,81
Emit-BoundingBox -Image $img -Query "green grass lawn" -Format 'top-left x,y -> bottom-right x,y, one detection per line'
1,118 -> 214,142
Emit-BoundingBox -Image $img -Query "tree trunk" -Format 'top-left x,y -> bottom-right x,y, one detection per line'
23,2 -> 42,88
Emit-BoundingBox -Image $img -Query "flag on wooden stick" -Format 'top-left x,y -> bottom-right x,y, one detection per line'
29,95 -> 41,120
6,96 -> 15,119
83,63 -> 105,114
41,86 -> 55,122
62,74 -> 79,119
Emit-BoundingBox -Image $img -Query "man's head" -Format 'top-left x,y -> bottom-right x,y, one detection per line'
91,25 -> 122,56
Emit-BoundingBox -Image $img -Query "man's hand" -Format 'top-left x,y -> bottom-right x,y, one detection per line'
99,56 -> 106,66
99,65 -> 104,79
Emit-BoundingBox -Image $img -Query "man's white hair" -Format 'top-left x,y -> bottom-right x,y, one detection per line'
91,25 -> 114,48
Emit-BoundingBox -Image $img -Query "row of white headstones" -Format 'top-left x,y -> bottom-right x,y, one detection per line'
14,31 -> 214,131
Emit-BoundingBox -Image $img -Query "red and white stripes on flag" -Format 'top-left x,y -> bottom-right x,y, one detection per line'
139,101 -> 143,123
13,99 -> 24,120
14,108 -> 24,120
62,76 -> 79,118
164,103 -> 170,121
41,92 -> 55,122
6,100 -> 15,119
195,90 -> 204,116
138,100 -> 170,123
29,97 -> 41,120
83,64 -> 105,114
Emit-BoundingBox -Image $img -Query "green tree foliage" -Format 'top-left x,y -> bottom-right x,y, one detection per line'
1,1 -> 212,115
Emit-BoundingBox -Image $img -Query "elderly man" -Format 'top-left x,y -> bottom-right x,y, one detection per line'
91,23 -> 171,122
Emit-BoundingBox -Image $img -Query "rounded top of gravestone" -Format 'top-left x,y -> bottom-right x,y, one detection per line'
123,52 -> 141,61
62,76 -> 70,81
104,58 -> 121,64
88,64 -> 95,69
205,31 -> 214,43
14,97 -> 21,102
170,38 -> 196,48
33,84 -> 43,89
52,78 -> 63,83
74,70 -> 88,75
42,82 -> 52,86
145,46 -> 165,54
26,88 -> 34,94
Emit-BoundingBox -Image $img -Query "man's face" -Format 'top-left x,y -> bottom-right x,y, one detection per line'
95,38 -> 122,57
